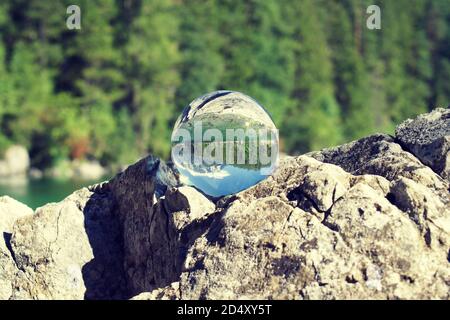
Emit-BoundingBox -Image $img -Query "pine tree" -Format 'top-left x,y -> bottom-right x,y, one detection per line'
60,0 -> 126,162
355,0 -> 388,133
122,0 -> 181,158
3,0 -> 66,72
66,0 -> 123,105
7,43 -> 53,144
326,0 -> 374,140
217,0 -> 296,125
427,0 -> 450,108
0,0 -> 447,165
175,0 -> 224,111
379,0 -> 429,128
0,36 -> 12,154
283,0 -> 343,154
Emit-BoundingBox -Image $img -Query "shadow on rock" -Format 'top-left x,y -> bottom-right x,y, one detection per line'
81,190 -> 129,299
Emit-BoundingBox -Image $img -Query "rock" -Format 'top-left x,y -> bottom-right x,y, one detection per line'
0,174 -> 28,188
72,160 -> 106,180
0,145 -> 30,177
389,177 -> 450,248
45,159 -> 73,179
46,160 -> 108,180
165,186 -> 215,224
1,108 -> 448,300
309,134 -> 449,202
297,162 -> 350,213
145,155 -> 180,197
395,107 -> 450,181
9,188 -> 127,299
130,282 -> 180,300
28,168 -> 43,179
322,182 -> 448,299
158,157 -> 449,299
105,158 -> 205,296
0,196 -> 33,299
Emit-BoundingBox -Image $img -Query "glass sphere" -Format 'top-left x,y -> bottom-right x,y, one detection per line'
171,91 -> 279,197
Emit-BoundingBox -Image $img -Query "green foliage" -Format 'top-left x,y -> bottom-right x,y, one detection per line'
87,104 -> 138,166
326,0 -> 373,140
427,0 -> 450,108
175,0 -> 225,110
119,0 -> 181,158
282,0 -> 343,153
0,0 -> 448,168
217,0 -> 296,125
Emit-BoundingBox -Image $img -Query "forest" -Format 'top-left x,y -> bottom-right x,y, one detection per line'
0,0 -> 448,171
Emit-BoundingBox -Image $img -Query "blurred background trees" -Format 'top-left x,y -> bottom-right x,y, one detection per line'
0,0 -> 448,168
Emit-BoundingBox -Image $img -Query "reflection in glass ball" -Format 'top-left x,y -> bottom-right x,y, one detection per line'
171,91 -> 279,197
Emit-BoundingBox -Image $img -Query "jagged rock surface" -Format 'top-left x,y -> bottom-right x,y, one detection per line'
0,108 -> 448,300
9,189 -> 127,299
0,197 -> 33,299
395,108 -> 450,181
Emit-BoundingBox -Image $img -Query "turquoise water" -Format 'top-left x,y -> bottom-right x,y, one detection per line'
0,177 -> 108,209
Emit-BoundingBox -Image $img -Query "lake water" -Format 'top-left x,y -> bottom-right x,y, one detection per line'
0,176 -> 108,209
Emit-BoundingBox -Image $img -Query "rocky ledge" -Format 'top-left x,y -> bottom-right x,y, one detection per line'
0,108 -> 449,300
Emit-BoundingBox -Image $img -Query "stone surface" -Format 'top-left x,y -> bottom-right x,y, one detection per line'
72,160 -> 106,180
10,189 -> 127,300
309,134 -> 449,203
103,158 -> 212,297
47,160 -> 107,180
0,145 -> 30,177
395,107 -> 450,181
153,156 -> 449,299
0,108 -> 449,300
0,196 -> 33,300
130,282 -> 180,300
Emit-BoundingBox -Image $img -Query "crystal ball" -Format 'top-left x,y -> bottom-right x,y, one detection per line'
171,91 -> 279,197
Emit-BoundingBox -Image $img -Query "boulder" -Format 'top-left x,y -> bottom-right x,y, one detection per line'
0,146 -> 30,177
130,282 -> 180,300
395,107 -> 450,181
72,160 -> 106,180
9,188 -> 127,299
46,160 -> 108,180
103,158 -> 208,296
0,108 -> 448,300
309,134 -> 449,204
0,196 -> 33,299
147,156 -> 449,299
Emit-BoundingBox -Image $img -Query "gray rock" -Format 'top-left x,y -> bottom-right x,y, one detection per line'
105,157 -> 211,296
151,156 -> 449,299
130,282 -> 179,300
309,133 -> 449,203
28,168 -> 43,179
10,188 -> 127,299
0,196 -> 33,300
164,186 -> 215,224
0,145 -> 30,177
47,160 -> 107,180
1,108 -> 449,300
395,107 -> 450,181
72,160 -> 106,180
